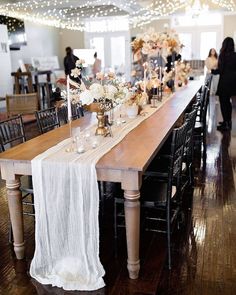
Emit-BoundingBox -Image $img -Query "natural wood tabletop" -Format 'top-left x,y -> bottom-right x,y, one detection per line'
0,80 -> 201,172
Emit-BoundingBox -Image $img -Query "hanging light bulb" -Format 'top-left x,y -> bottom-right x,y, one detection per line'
0,0 -> 235,31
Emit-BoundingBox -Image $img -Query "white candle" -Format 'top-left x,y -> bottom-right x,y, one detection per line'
67,75 -> 72,122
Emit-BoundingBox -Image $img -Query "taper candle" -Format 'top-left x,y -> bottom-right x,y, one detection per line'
67,75 -> 72,122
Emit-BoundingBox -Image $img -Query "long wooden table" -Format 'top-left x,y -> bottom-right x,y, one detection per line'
0,81 -> 202,280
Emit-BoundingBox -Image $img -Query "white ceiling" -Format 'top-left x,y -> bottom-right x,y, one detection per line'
0,0 -> 235,31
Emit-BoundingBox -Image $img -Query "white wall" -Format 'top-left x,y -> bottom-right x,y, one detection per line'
224,14 -> 236,39
58,29 -> 85,67
0,24 -> 12,100
10,21 -> 60,72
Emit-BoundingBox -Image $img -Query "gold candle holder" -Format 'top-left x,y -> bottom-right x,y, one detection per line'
85,102 -> 111,137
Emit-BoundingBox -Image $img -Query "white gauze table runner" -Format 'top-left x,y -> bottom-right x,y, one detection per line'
30,96 -> 172,291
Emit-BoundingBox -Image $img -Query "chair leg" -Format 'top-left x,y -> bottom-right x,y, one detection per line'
188,162 -> 194,187
99,181 -> 105,217
8,222 -> 13,244
114,199 -> 118,240
31,194 -> 35,215
167,205 -> 172,270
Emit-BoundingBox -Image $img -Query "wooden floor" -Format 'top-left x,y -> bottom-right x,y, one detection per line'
0,96 -> 236,294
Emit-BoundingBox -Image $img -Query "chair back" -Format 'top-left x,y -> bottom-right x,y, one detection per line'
0,115 -> 26,151
168,122 -> 188,192
6,93 -> 39,117
35,107 -> 60,134
184,107 -> 198,160
197,81 -> 210,125
58,103 -> 84,124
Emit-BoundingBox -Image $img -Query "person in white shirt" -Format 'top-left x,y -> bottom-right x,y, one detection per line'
205,48 -> 219,95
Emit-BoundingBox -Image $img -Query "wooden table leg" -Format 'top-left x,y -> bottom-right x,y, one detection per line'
6,178 -> 25,259
124,190 -> 140,279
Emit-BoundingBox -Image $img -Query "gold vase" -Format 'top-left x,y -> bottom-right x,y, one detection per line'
85,102 -> 108,136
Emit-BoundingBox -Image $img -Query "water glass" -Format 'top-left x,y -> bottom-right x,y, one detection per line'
76,135 -> 86,154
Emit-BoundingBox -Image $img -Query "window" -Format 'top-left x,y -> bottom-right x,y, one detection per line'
179,33 -> 192,60
111,36 -> 125,73
172,12 -> 222,60
90,37 -> 105,68
85,17 -> 131,79
200,32 -> 216,60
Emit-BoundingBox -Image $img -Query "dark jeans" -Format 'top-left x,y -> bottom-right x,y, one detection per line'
219,95 -> 232,123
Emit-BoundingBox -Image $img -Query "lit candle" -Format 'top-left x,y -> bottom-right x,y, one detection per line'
67,75 -> 72,122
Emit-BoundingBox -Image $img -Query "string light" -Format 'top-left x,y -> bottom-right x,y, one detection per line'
0,0 -> 235,31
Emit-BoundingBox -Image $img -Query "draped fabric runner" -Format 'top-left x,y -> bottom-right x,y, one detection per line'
30,96 -> 172,291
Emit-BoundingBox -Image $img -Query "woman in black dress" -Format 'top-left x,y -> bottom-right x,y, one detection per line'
215,37 -> 236,131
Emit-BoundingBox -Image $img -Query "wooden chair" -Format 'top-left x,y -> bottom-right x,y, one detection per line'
35,107 -> 60,134
0,115 -> 34,242
6,93 -> 39,124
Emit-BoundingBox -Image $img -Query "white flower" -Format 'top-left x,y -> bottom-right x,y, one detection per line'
79,89 -> 94,105
76,59 -> 85,67
71,67 -> 81,78
106,84 -> 118,96
90,83 -> 104,99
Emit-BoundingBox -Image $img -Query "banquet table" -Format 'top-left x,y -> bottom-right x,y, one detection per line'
0,80 -> 202,280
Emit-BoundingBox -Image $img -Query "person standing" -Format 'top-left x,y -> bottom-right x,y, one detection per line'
214,37 -> 236,131
205,48 -> 219,95
92,52 -> 101,78
64,46 -> 79,76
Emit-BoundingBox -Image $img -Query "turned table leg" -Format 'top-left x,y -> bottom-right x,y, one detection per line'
124,190 -> 140,279
6,178 -> 25,259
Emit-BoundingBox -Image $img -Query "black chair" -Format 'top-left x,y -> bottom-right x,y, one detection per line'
35,107 -> 60,134
0,115 -> 35,242
58,103 -> 84,125
114,122 -> 188,269
0,115 -> 26,150
193,78 -> 211,152
182,106 -> 198,189
141,121 -> 188,269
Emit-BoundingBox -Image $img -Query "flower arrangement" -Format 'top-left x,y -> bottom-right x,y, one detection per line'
174,60 -> 191,86
78,71 -> 129,107
125,92 -> 147,107
162,68 -> 175,87
131,27 -> 182,58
